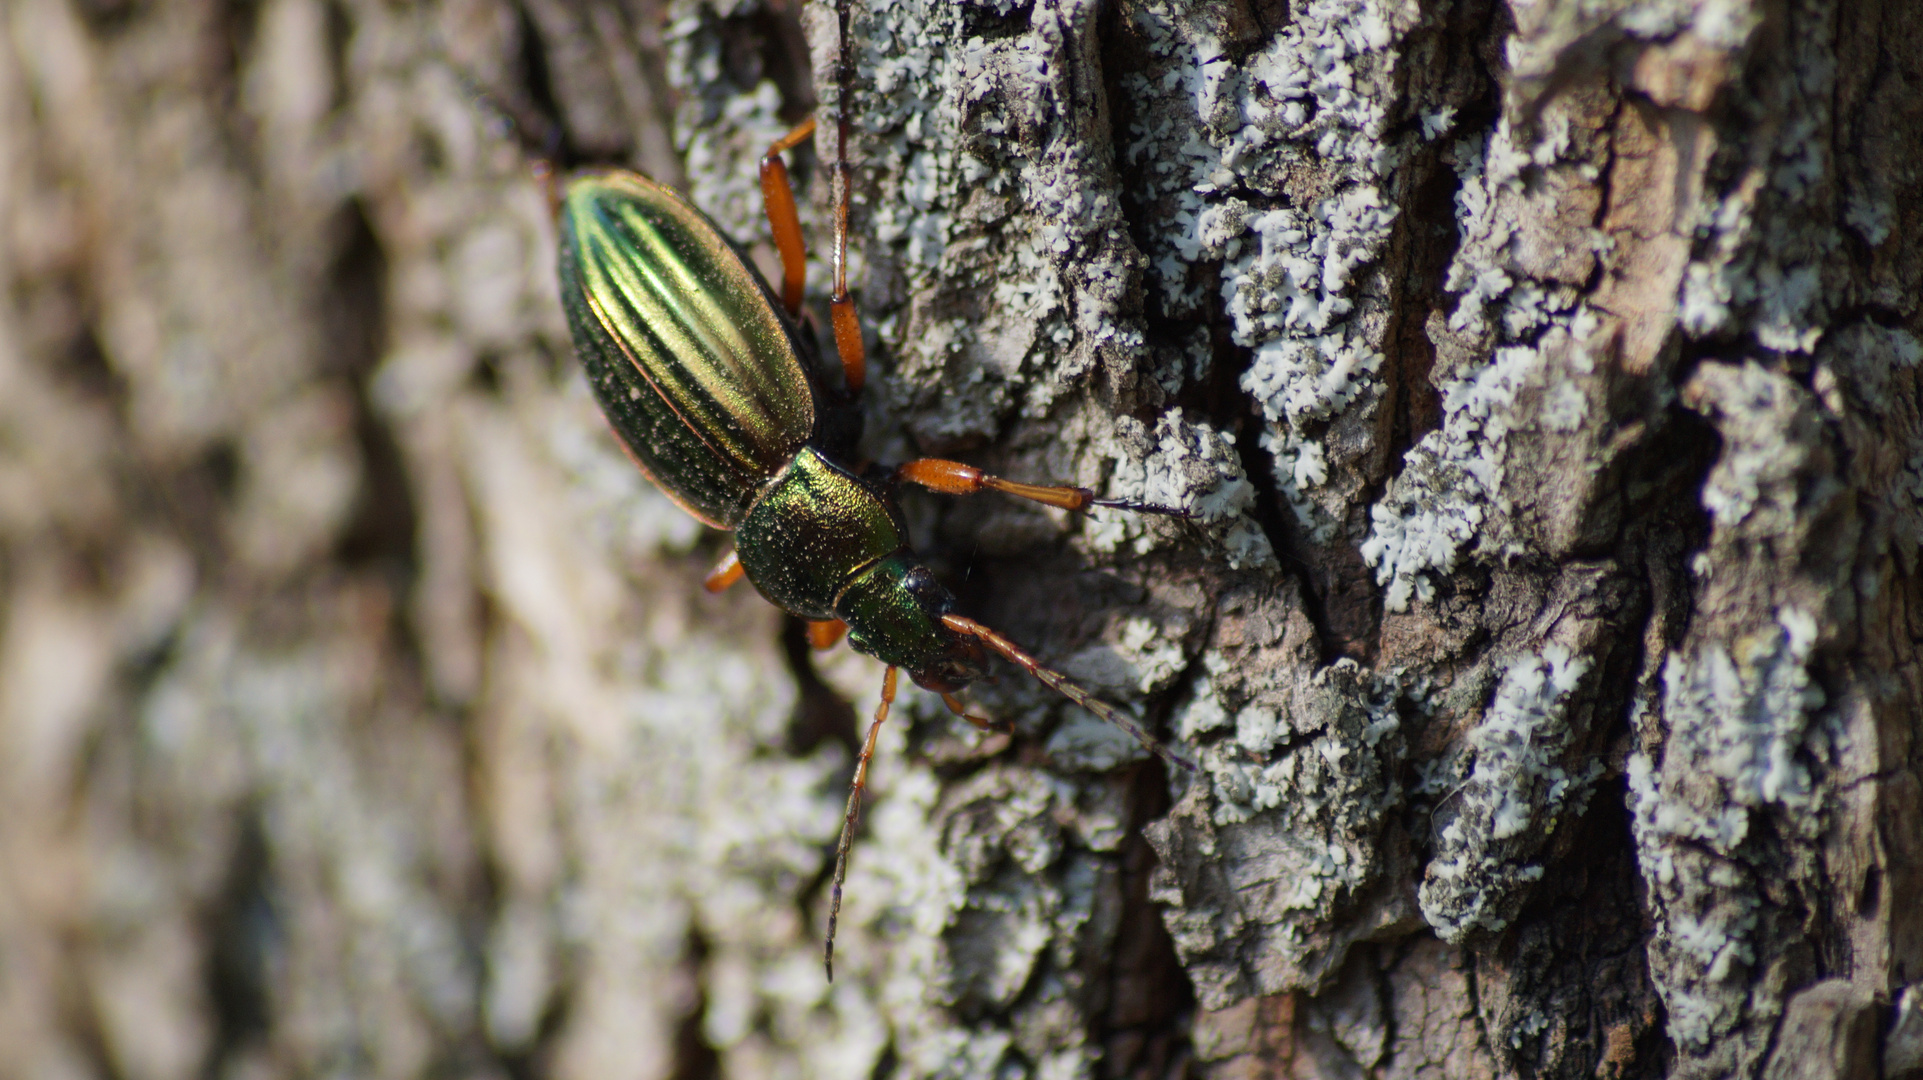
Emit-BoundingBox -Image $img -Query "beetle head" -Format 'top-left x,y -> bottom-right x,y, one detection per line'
836,555 -> 987,690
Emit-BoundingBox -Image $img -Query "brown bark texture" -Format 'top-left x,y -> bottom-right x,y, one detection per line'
0,0 -> 1919,1077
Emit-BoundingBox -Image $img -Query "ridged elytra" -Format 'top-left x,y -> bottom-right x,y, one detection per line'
507,0 -> 1198,980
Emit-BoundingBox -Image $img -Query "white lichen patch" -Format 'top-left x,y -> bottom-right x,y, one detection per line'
1626,608 -> 1823,1049
1418,645 -> 1599,940
1628,359 -> 1847,1063
668,18 -> 814,246
835,762 -> 1152,1076
1358,328 -> 1555,612
1260,428 -> 1334,542
1148,661 -> 1407,1006
1664,610 -> 1822,813
1670,6 -> 1843,357
1359,109 -> 1620,610
1085,412 -> 1276,569
850,0 -> 1131,400
1056,614 -> 1191,698
1117,0 -> 1416,520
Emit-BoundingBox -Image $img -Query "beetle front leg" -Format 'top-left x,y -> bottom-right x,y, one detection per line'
826,664 -> 897,980
894,459 -> 1192,517
941,692 -> 1013,734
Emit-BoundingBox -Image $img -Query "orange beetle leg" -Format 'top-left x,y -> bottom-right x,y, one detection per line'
704,550 -> 746,593
941,692 -> 1012,734
808,619 -> 849,651
759,117 -> 816,316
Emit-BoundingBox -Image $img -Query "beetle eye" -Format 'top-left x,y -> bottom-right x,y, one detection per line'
901,566 -> 951,612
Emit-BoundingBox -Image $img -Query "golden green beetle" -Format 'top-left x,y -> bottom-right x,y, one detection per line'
546,0 -> 1193,980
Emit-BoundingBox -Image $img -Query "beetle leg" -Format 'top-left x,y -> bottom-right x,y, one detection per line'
940,614 -> 1199,774
895,459 -> 1192,518
826,165 -> 866,395
760,111 -> 866,392
808,619 -> 849,651
703,549 -> 745,593
940,692 -> 1012,733
759,118 -> 816,316
827,664 -> 897,981
826,1 -> 867,397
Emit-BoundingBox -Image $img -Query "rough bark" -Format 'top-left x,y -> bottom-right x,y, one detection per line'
0,0 -> 1918,1077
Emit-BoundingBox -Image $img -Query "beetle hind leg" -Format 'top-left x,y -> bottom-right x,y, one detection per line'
759,118 -> 816,317
825,0 -> 867,396
758,101 -> 867,398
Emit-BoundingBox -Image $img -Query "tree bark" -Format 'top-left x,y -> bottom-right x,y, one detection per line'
1,0 -> 1918,1077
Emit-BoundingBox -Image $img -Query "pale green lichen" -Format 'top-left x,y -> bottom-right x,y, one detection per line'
1149,661 -> 1407,1006
1418,645 -> 1599,940
1117,0 -> 1414,539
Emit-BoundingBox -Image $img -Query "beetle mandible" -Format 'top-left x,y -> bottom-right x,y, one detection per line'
528,0 -> 1196,979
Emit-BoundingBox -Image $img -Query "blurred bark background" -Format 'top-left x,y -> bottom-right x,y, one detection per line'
1,0 -> 1920,1076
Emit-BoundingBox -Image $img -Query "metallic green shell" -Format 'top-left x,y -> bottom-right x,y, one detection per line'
835,554 -> 958,677
558,169 -> 815,527
734,448 -> 904,620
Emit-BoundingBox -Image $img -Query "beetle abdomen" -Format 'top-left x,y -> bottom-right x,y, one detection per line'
559,170 -> 816,527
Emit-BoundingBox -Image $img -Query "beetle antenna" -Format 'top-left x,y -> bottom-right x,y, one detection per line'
826,665 -> 898,981
940,615 -> 1199,774
1088,496 -> 1196,519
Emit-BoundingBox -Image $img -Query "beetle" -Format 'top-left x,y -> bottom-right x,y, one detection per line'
529,0 -> 1195,979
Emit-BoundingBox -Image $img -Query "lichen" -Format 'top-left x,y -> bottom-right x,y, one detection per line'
1628,356 -> 1848,1067
1116,0 -> 1416,534
1418,645 -> 1600,940
1629,608 -> 1826,1049
1357,112 -> 1611,611
1148,659 -> 1408,1008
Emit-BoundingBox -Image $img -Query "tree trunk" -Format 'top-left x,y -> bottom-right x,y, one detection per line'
1,0 -> 1918,1076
